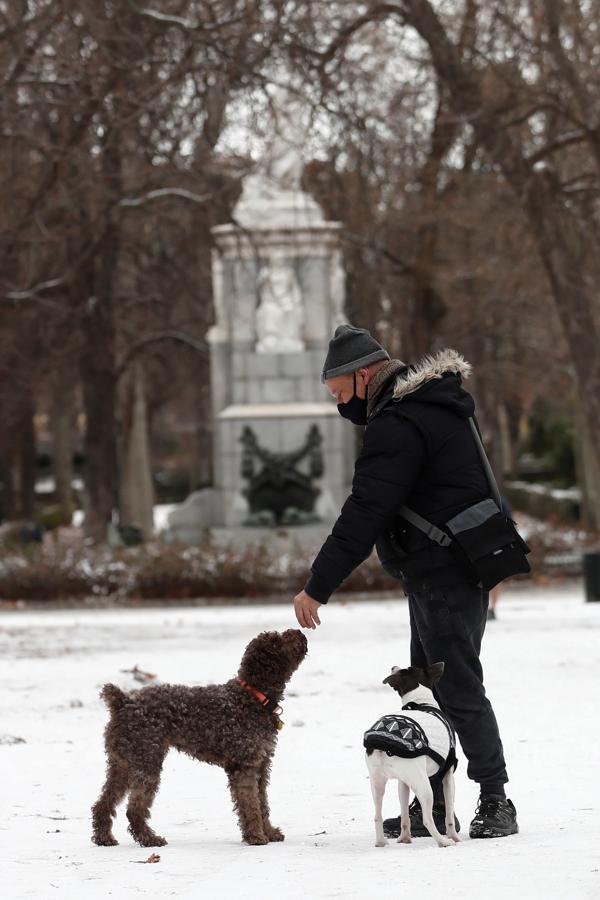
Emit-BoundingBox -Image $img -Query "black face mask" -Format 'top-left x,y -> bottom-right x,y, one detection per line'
337,372 -> 368,426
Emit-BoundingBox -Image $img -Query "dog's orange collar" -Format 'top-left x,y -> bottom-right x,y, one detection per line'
236,677 -> 284,729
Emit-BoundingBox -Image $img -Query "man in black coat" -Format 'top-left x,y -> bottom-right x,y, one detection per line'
293,324 -> 518,840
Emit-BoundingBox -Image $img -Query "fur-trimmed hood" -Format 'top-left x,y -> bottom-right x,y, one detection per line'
393,349 -> 472,401
369,348 -> 476,421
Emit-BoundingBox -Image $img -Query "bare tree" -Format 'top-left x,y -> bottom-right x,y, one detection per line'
0,0 -> 283,539
284,0 -> 600,522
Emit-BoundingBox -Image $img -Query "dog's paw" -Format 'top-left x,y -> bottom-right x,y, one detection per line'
397,834 -> 412,844
447,830 -> 461,843
92,835 -> 118,846
245,834 -> 269,846
266,827 -> 285,842
436,836 -> 454,848
138,834 -> 167,847
375,839 -> 387,847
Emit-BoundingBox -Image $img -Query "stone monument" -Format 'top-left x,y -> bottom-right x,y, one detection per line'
167,86 -> 355,543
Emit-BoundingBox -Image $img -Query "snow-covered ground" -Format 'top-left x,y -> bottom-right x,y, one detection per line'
2,584 -> 599,900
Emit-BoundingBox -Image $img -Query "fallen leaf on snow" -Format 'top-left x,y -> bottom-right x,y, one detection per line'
120,665 -> 157,683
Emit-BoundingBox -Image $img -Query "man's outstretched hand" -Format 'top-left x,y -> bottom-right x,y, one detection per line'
294,590 -> 322,629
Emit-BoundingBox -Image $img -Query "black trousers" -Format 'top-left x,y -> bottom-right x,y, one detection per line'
407,581 -> 508,792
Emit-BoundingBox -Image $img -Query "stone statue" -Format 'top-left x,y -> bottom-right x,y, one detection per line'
234,83 -> 324,229
263,87 -> 308,190
255,260 -> 305,353
330,250 -> 347,326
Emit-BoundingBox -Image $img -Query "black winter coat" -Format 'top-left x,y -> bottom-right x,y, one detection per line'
305,351 -> 490,602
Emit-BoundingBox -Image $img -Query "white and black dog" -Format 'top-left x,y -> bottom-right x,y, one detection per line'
364,662 -> 460,848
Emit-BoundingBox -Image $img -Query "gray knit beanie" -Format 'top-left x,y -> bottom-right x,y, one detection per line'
321,324 -> 390,382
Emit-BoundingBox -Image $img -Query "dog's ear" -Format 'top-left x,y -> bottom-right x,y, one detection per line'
426,661 -> 445,683
383,666 -> 419,695
382,666 -> 402,688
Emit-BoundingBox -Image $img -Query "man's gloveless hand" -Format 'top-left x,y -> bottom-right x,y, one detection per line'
293,590 -> 322,629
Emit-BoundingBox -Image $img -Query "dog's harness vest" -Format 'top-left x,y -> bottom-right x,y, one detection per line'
363,702 -> 457,778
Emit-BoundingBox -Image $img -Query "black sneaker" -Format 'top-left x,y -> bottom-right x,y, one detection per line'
383,798 -> 460,839
469,795 -> 518,838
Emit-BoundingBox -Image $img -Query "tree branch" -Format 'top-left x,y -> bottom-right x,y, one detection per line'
527,131 -> 587,166
118,187 -> 214,208
4,276 -> 67,302
116,331 -> 208,380
319,4 -> 402,66
129,2 -> 244,33
0,2 -> 56,43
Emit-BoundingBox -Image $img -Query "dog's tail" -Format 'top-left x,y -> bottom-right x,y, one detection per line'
100,683 -> 127,713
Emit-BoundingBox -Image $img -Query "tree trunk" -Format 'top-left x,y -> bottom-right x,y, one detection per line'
497,402 -> 515,480
17,392 -> 36,519
477,392 -> 505,495
407,94 -> 457,357
119,363 -> 154,538
51,373 -> 76,520
409,228 -> 447,357
79,110 -> 122,542
0,453 -> 15,520
80,269 -> 118,543
575,404 -> 600,530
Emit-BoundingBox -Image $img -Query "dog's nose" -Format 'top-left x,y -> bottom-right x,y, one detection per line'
284,629 -> 308,652
297,632 -> 308,650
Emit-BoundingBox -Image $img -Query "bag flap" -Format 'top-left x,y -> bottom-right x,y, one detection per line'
446,499 -> 500,535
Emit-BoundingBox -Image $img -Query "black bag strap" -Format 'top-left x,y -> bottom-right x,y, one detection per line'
398,505 -> 452,547
468,418 -> 503,509
398,417 -> 502,546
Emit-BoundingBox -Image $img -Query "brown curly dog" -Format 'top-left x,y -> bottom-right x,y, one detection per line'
91,629 -> 307,847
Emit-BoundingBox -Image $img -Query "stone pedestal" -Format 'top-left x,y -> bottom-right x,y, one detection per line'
167,96 -> 353,543
215,401 -> 353,527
